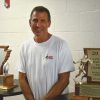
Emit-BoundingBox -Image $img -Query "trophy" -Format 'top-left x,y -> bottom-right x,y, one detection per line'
0,45 -> 14,90
74,48 -> 100,98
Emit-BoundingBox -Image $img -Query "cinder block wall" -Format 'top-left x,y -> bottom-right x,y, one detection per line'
0,0 -> 100,99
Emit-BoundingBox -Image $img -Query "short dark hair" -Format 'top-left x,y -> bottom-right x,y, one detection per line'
30,6 -> 51,22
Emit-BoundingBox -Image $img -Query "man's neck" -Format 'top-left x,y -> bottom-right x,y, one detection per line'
34,33 -> 52,43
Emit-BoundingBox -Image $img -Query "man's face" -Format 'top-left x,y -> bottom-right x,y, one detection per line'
29,11 -> 51,36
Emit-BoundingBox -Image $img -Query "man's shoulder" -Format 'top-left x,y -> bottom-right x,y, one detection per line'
20,38 -> 33,48
52,35 -> 68,45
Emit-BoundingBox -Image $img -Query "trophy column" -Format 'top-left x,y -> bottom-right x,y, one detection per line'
0,45 -> 14,90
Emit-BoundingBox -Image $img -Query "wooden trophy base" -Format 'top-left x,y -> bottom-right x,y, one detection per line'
0,74 -> 17,91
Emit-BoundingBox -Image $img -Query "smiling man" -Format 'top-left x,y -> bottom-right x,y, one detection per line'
18,6 -> 75,100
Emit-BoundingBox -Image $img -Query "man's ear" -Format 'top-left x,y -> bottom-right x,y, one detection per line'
29,19 -> 31,27
48,21 -> 51,27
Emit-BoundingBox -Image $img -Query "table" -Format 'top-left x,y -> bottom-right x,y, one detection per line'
50,93 -> 88,100
55,93 -> 100,100
69,93 -> 100,100
0,79 -> 22,100
63,93 -> 88,100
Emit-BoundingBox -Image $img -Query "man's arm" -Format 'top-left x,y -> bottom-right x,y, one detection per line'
19,72 -> 35,100
44,72 -> 70,100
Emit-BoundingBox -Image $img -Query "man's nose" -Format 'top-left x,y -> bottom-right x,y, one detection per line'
36,21 -> 41,27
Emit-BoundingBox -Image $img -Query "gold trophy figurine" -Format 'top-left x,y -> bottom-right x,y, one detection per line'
74,55 -> 92,84
0,48 -> 11,75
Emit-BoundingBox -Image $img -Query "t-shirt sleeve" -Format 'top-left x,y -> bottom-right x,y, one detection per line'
17,44 -> 26,73
59,41 -> 75,73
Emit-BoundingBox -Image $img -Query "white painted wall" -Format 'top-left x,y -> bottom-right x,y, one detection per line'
0,0 -> 100,99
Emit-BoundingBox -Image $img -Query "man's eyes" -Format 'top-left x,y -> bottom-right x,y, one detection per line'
41,20 -> 45,22
32,19 -> 45,23
32,19 -> 38,22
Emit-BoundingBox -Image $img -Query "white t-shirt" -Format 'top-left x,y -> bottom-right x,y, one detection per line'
18,35 -> 75,100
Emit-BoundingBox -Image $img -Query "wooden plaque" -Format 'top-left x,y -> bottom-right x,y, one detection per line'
75,84 -> 100,98
84,48 -> 100,83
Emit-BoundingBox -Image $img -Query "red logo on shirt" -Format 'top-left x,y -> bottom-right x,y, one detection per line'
45,55 -> 53,59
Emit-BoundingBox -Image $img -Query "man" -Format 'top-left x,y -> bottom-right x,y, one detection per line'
18,6 -> 75,100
